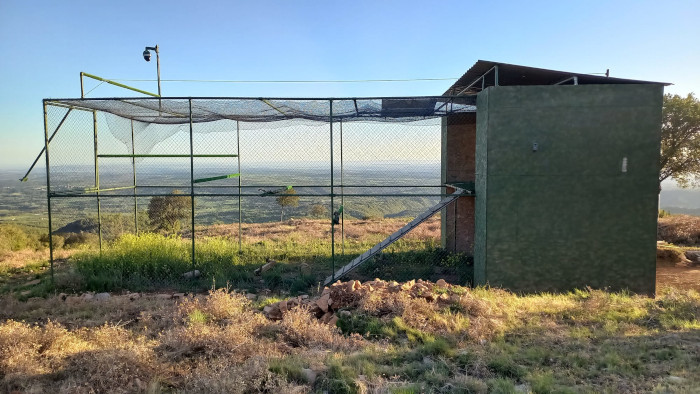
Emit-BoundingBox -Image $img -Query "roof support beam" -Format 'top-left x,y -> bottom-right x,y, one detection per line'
455,65 -> 499,96
554,76 -> 579,85
261,99 -> 287,116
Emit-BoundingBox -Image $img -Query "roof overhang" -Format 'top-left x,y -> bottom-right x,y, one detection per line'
444,60 -> 670,96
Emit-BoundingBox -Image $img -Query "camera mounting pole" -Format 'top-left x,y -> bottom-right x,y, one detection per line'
143,45 -> 161,98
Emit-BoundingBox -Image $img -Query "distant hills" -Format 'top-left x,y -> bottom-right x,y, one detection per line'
660,186 -> 700,215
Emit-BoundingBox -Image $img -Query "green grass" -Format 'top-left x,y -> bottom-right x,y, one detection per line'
65,231 -> 470,294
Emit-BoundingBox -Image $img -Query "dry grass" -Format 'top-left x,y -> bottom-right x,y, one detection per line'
658,214 -> 700,245
0,282 -> 698,393
0,321 -> 160,393
0,249 -> 73,270
199,217 -> 440,243
277,306 -> 362,351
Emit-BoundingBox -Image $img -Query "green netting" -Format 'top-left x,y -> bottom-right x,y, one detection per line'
48,96 -> 476,124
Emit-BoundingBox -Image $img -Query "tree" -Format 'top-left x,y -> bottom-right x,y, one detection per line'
148,190 -> 192,232
309,203 -> 327,218
660,93 -> 700,188
276,187 -> 299,221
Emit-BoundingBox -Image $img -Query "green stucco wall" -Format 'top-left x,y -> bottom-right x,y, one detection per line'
474,84 -> 663,294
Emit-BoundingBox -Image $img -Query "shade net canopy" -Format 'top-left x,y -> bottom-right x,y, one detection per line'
46,96 -> 477,125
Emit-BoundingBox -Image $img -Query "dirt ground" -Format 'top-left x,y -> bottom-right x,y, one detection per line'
657,265 -> 700,292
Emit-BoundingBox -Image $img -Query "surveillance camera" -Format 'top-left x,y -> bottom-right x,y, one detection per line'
143,49 -> 151,61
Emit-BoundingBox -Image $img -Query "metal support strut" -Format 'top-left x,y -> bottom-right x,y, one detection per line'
324,187 -> 465,285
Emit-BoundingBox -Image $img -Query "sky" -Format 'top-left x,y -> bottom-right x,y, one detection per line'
1,0 -> 699,170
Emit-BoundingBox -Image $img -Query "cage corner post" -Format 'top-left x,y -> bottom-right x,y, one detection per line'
330,99 -> 335,282
340,119 -> 344,256
130,119 -> 138,234
237,120 -> 242,254
42,101 -> 55,287
188,99 -> 196,274
93,110 -> 102,253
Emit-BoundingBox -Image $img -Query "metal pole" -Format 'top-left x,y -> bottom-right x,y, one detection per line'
93,111 -> 102,252
155,45 -> 162,113
81,72 -> 160,97
330,100 -> 335,281
20,108 -> 72,182
155,45 -> 161,97
42,102 -> 55,287
131,120 -> 138,234
189,99 -> 196,272
80,72 -> 84,98
237,120 -> 242,254
340,120 -> 344,256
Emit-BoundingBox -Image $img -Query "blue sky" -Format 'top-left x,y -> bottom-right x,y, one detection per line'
1,0 -> 699,169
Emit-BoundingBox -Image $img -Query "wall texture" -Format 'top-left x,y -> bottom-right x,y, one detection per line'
474,84 -> 663,294
441,113 -> 476,253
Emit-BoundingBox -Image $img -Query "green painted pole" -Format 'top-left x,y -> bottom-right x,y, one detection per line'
93,111 -> 102,253
340,119 -> 345,256
42,102 -> 55,288
81,72 -> 160,97
188,99 -> 196,273
237,120 -> 242,254
98,154 -> 238,158
84,186 -> 136,193
20,108 -> 72,182
330,99 -> 335,282
50,192 -> 449,198
131,120 -> 138,234
193,173 -> 240,184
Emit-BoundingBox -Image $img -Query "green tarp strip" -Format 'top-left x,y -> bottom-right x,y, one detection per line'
193,173 -> 241,184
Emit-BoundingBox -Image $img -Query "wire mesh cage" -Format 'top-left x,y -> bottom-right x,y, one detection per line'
40,96 -> 476,293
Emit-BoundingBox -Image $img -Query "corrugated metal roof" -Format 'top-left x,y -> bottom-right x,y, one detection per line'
444,60 -> 670,95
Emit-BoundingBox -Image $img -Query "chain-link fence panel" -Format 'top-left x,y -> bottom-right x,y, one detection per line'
41,98 -> 475,293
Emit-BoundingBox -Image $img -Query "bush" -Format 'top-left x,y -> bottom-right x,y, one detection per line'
62,232 -> 100,248
0,224 -> 41,254
658,215 -> 700,245
148,191 -> 191,232
39,233 -> 64,249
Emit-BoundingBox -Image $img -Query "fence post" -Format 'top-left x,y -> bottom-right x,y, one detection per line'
93,111 -> 102,253
340,119 -> 344,256
130,119 -> 138,234
43,101 -> 55,288
237,120 -> 242,254
330,99 -> 335,282
189,99 -> 196,274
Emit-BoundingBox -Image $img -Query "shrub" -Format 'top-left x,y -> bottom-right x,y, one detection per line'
39,233 -> 64,249
658,215 -> 700,245
148,191 -> 191,232
279,307 -> 356,351
62,231 -> 99,248
309,204 -> 327,218
0,224 -> 40,254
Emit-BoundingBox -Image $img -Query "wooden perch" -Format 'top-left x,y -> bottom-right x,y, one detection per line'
254,258 -> 278,276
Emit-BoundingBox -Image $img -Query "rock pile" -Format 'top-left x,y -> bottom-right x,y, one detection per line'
262,278 -> 456,324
